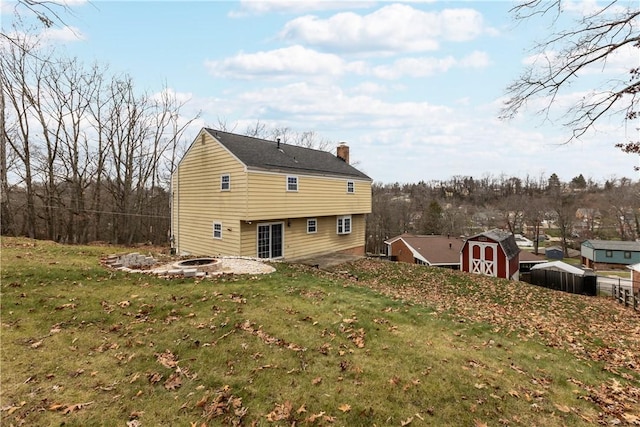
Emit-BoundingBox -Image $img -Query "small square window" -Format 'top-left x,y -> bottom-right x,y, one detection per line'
213,222 -> 222,239
624,251 -> 631,259
605,250 -> 613,258
307,218 -> 317,234
287,176 -> 298,192
220,174 -> 230,191
337,215 -> 352,234
347,181 -> 355,193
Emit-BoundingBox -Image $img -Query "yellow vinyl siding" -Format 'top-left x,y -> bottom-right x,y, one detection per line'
172,131 -> 247,256
245,172 -> 371,220
238,215 -> 365,259
284,215 -> 366,259
172,129 -> 372,259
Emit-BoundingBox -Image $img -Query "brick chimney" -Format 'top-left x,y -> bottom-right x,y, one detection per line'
337,143 -> 349,164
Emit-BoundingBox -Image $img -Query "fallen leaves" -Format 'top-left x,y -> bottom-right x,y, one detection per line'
265,400 -> 293,422
164,372 -> 182,390
237,319 -> 306,352
338,403 -> 351,413
554,403 -> 572,413
200,385 -> 247,424
338,259 -> 640,423
156,349 -> 178,369
1,401 -> 26,414
48,401 -> 94,414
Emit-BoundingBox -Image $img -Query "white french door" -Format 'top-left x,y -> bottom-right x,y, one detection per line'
257,223 -> 283,259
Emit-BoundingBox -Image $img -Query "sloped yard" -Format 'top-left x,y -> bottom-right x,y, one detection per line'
1,238 -> 639,426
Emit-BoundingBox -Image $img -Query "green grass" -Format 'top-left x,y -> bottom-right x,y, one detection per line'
2,238 -> 639,426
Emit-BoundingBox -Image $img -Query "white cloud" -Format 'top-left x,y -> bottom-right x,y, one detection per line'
41,25 -> 85,42
349,82 -> 389,96
278,4 -> 493,54
213,81 -> 452,129
458,50 -> 491,68
204,45 -> 348,79
372,51 -> 490,79
230,0 -> 375,17
185,78 -> 636,183
372,56 -> 457,79
561,0 -> 631,16
0,25 -> 84,49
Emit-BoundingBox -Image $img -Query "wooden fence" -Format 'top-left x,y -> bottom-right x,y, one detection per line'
611,284 -> 639,311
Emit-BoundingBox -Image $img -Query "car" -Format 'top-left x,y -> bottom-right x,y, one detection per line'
514,234 -> 534,248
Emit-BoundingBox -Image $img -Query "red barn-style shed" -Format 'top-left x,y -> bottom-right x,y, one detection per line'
461,229 -> 520,280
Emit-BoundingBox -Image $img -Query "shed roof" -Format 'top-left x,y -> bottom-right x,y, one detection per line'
582,240 -> 640,251
466,229 -> 520,260
531,261 -> 592,277
385,234 -> 464,265
518,251 -> 547,264
628,263 -> 640,272
205,128 -> 371,180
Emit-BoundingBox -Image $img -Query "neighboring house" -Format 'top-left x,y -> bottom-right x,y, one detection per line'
514,234 -> 534,248
627,263 -> 640,295
171,128 -> 372,259
461,229 -> 520,280
544,246 -> 564,260
518,250 -> 547,273
581,240 -> 640,270
385,234 -> 464,269
385,234 -> 544,274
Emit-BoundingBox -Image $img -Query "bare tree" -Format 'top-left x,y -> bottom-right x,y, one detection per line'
501,0 -> 639,154
0,33 -> 44,238
1,1 -> 78,56
604,177 -> 639,240
523,195 -> 548,254
496,193 -> 527,235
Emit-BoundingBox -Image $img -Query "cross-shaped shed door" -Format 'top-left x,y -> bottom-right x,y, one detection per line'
469,242 -> 497,277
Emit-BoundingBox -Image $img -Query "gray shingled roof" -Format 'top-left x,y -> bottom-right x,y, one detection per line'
205,129 -> 371,180
583,240 -> 640,251
467,229 -> 520,260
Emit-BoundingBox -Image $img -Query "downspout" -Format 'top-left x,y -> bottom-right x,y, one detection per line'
171,167 -> 179,255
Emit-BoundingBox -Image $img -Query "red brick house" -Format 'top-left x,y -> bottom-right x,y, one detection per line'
461,229 -> 520,280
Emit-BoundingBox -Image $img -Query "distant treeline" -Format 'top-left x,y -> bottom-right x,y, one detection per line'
365,174 -> 638,255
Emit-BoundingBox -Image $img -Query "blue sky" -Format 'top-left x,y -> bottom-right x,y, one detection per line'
2,0 -> 638,183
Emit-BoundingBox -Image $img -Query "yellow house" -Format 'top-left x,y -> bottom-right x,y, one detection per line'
171,128 -> 372,260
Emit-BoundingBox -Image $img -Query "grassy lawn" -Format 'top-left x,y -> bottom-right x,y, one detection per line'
1,237 -> 639,426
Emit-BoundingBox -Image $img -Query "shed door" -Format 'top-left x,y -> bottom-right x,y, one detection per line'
470,242 -> 497,277
257,223 -> 283,259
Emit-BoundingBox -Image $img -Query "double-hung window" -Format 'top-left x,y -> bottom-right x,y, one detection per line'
213,222 -> 222,239
307,218 -> 317,234
220,174 -> 230,191
337,215 -> 351,235
347,181 -> 355,194
287,176 -> 298,192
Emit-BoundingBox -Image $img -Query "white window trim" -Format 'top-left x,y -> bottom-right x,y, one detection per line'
220,174 -> 230,191
307,218 -> 317,234
347,181 -> 355,194
213,221 -> 222,239
286,175 -> 298,192
256,221 -> 285,259
337,215 -> 352,235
